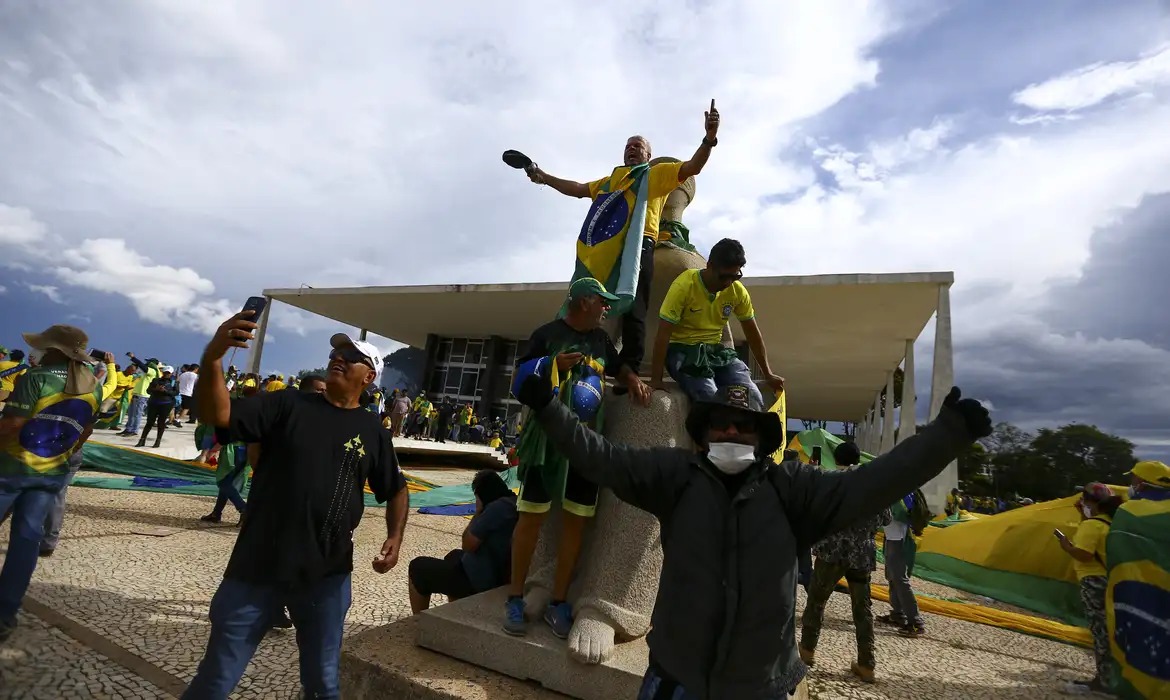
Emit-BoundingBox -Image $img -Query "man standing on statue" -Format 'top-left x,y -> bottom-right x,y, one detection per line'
525,100 -> 721,372
504,278 -> 651,639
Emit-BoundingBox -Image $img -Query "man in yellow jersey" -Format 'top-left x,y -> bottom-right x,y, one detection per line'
0,349 -> 29,403
526,100 -> 721,373
649,238 -> 785,407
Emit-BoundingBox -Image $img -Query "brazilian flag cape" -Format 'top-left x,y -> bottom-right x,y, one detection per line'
514,354 -> 606,505
564,163 -> 650,318
1105,492 -> 1170,699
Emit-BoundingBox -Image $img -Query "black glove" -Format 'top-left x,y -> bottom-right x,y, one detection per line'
516,373 -> 553,412
942,386 -> 991,439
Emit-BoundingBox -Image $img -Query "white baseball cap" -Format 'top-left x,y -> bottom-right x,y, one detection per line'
329,333 -> 382,385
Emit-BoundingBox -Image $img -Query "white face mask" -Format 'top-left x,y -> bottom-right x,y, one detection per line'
1128,485 -> 1139,499
706,442 -> 757,475
1081,504 -> 1092,518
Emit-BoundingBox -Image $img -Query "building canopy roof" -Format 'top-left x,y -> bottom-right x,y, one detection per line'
266,271 -> 951,422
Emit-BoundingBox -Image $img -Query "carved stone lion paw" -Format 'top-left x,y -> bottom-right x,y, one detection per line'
567,609 -> 617,665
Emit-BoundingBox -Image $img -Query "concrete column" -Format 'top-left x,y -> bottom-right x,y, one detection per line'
246,295 -> 272,375
478,335 -> 505,417
880,371 -> 896,454
928,284 -> 954,418
898,338 -> 916,444
421,334 -> 440,395
924,283 -> 956,513
859,411 -> 870,454
870,394 -> 882,454
855,414 -> 867,451
359,328 -> 369,341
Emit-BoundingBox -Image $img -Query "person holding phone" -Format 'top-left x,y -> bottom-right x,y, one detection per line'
524,100 -> 720,374
1057,482 -> 1122,694
184,305 -> 409,699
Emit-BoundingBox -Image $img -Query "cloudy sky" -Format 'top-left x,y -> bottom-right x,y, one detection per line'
2,1 -> 1168,457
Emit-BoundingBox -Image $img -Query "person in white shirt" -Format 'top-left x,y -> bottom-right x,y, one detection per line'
177,365 -> 199,424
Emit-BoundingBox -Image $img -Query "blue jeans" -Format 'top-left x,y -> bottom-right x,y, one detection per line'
42,453 -> 83,551
638,666 -> 700,700
183,573 -> 352,699
665,348 -> 763,406
0,473 -> 69,622
125,395 -> 148,433
212,464 -> 248,516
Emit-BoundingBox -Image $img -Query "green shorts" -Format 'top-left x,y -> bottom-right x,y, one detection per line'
517,463 -> 599,518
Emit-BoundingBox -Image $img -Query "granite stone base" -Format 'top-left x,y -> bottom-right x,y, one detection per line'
415,588 -> 648,700
339,614 -> 568,699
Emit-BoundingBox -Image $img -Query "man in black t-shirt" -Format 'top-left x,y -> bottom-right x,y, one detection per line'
184,313 -> 409,700
504,277 -> 651,639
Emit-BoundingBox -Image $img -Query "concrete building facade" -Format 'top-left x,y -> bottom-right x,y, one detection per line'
256,271 -> 957,511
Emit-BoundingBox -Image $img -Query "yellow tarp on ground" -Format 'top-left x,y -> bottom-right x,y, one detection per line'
912,488 -> 1127,626
866,584 -> 1092,648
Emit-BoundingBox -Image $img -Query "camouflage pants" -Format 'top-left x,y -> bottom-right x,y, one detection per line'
1079,575 -> 1116,689
800,559 -> 875,668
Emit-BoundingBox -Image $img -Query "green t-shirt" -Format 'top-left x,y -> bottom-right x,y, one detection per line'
0,364 -> 103,477
133,364 -> 160,397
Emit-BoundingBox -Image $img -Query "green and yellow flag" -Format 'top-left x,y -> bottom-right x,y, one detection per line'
1105,495 -> 1170,699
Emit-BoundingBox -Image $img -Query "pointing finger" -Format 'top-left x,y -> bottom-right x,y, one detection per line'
710,98 -> 715,111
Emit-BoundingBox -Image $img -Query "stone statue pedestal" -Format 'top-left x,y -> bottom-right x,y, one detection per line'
339,614 -> 569,699
416,587 -> 648,699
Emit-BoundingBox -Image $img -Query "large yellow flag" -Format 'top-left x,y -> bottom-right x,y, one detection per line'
768,391 -> 787,463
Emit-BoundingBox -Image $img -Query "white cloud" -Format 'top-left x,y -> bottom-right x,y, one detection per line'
1012,43 -> 1170,112
51,238 -> 236,335
0,284 -> 7,294
26,283 -> 63,304
0,204 -> 46,248
1,3 -> 1169,440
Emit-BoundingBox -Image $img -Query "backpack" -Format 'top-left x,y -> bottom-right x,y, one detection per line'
908,489 -> 933,536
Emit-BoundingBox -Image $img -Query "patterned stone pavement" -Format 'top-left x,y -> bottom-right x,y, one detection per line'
0,483 -> 1096,699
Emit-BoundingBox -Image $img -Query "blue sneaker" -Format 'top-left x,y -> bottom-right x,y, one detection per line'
543,601 -> 573,639
503,597 -> 527,636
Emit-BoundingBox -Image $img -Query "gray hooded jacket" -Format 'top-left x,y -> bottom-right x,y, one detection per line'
533,399 -> 973,699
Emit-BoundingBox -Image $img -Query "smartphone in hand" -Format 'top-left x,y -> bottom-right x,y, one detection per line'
241,296 -> 268,319
1053,528 -> 1065,540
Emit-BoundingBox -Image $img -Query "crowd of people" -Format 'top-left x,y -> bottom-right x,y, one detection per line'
387,390 -> 507,449
1,104 -> 1166,700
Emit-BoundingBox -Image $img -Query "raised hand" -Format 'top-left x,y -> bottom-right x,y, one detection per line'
705,99 -> 720,139
205,312 -> 259,363
942,387 -> 992,439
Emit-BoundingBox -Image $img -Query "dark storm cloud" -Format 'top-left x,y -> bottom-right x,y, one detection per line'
958,194 -> 1170,458
1045,192 -> 1170,351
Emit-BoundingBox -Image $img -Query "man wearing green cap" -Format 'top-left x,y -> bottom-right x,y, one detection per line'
503,277 -> 650,639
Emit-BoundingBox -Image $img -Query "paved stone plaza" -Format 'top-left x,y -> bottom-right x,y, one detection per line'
0,475 -> 1095,699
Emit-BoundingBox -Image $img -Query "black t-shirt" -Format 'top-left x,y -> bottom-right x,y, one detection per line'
223,390 -> 405,588
519,319 -> 624,377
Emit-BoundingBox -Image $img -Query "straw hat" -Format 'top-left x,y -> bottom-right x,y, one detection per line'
22,325 -> 92,364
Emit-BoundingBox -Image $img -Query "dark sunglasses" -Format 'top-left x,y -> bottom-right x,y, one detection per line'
329,347 -> 375,370
716,269 -> 743,283
708,409 -> 757,433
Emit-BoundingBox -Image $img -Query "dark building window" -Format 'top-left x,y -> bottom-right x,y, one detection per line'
426,336 -> 523,422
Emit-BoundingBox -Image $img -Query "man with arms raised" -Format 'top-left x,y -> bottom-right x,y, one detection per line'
526,100 -> 720,373
184,312 -> 408,699
512,373 -> 991,698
